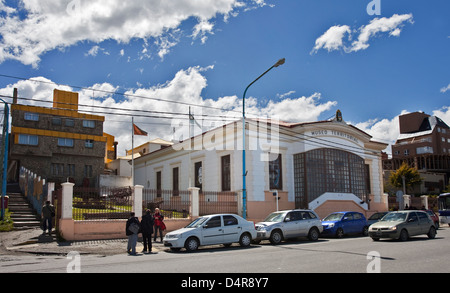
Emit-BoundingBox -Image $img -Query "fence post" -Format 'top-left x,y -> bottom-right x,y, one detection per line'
47,182 -> 55,203
420,195 -> 428,210
402,194 -> 411,209
134,185 -> 143,218
61,182 -> 74,219
188,187 -> 200,217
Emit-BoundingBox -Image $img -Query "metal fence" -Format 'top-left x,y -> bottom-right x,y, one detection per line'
142,189 -> 190,219
199,191 -> 238,216
72,186 -> 133,221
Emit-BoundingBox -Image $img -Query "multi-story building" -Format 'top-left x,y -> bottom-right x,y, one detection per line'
384,111 -> 450,194
9,89 -> 107,187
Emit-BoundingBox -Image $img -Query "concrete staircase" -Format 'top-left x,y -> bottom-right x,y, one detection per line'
7,185 -> 41,229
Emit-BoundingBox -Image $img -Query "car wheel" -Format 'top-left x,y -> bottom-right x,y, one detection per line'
308,227 -> 320,241
362,226 -> 369,236
399,229 -> 409,241
239,233 -> 252,247
336,228 -> 344,238
427,226 -> 436,239
184,237 -> 199,252
269,230 -> 283,245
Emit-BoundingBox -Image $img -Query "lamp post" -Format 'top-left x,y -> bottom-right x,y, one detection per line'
0,99 -> 9,220
242,58 -> 285,219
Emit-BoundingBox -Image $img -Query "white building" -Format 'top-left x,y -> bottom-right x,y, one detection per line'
133,112 -> 388,220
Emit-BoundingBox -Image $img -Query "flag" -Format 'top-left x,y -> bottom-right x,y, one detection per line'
133,123 -> 148,136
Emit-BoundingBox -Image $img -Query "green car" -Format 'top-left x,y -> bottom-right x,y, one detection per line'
368,210 -> 437,241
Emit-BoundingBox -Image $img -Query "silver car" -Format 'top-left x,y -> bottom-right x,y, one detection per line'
369,210 -> 437,241
163,214 -> 257,252
254,209 -> 323,244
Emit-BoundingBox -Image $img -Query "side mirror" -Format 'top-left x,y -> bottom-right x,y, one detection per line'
284,218 -> 291,222
408,218 -> 416,223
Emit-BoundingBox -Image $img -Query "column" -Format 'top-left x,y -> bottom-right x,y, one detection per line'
133,185 -> 144,218
189,187 -> 200,217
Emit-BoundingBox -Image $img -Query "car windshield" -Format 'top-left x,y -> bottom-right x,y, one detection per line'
323,213 -> 344,221
263,212 -> 286,223
381,212 -> 407,222
185,217 -> 209,228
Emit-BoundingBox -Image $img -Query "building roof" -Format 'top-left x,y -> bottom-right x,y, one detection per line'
397,115 -> 449,140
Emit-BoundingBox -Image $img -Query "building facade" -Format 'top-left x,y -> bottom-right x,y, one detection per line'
384,111 -> 450,194
133,112 -> 388,220
10,89 -> 107,187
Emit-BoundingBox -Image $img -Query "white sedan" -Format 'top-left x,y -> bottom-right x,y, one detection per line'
163,214 -> 257,252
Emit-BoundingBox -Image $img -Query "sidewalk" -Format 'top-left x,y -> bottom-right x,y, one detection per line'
0,228 -> 165,256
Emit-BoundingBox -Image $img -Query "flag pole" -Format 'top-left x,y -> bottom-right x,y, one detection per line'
132,116 -> 135,187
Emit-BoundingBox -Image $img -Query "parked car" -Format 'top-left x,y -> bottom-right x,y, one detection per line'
163,214 -> 257,252
321,211 -> 369,238
423,210 -> 439,229
368,210 -> 437,241
254,209 -> 323,244
367,212 -> 389,226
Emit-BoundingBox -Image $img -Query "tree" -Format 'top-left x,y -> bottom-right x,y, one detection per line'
389,162 -> 422,194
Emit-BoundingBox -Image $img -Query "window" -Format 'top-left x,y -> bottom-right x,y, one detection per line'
172,167 -> 179,195
65,119 -> 74,127
156,171 -> 162,197
293,148 -> 370,209
52,118 -> 61,125
24,112 -> 39,121
194,162 -> 202,190
84,165 -> 93,177
404,149 -> 409,156
205,216 -> 221,228
82,120 -> 95,128
18,134 -> 38,146
221,155 -> 231,191
85,140 -> 94,148
417,146 -> 433,154
51,163 -> 64,176
269,154 -> 283,190
223,215 -> 238,226
68,164 -> 75,177
58,138 -> 74,147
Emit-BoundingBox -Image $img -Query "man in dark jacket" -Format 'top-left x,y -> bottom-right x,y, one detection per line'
126,212 -> 140,255
141,209 -> 154,253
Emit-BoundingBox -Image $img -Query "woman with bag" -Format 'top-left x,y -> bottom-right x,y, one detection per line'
126,212 -> 141,255
153,208 -> 165,243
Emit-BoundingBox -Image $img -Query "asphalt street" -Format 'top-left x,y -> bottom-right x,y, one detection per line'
1,226 -> 449,274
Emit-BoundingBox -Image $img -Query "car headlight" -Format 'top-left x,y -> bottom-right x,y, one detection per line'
166,233 -> 183,239
328,223 -> 335,228
389,226 -> 397,231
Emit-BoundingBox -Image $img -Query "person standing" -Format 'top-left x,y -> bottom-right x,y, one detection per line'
126,212 -> 140,255
141,209 -> 154,253
153,208 -> 165,242
41,201 -> 55,236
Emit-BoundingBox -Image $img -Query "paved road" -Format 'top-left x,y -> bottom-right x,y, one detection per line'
2,227 -> 449,274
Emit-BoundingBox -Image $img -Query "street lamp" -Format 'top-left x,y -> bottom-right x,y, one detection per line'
0,99 -> 9,220
242,58 -> 285,219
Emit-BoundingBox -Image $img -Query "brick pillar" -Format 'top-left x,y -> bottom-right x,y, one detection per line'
189,187 -> 200,217
134,185 -> 143,218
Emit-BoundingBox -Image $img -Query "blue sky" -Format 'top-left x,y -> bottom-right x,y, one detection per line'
0,0 -> 448,155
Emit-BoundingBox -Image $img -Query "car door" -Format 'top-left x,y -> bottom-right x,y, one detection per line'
341,213 -> 355,234
283,211 -> 302,238
417,212 -> 431,234
405,212 -> 421,236
352,212 -> 365,234
201,216 -> 224,245
222,215 -> 241,243
297,211 -> 312,236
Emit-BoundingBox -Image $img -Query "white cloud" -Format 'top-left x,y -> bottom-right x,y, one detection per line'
440,84 -> 450,93
2,66 -> 337,156
349,14 -> 414,52
312,14 -> 414,54
0,0 -> 251,67
311,25 -> 351,54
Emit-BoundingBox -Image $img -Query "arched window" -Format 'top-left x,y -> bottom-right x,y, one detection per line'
294,148 -> 369,209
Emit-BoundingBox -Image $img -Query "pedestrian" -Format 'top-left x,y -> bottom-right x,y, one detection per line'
153,208 -> 165,242
141,209 -> 154,253
41,200 -> 55,236
126,212 -> 141,255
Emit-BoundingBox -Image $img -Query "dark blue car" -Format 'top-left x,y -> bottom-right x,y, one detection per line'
321,211 -> 369,238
